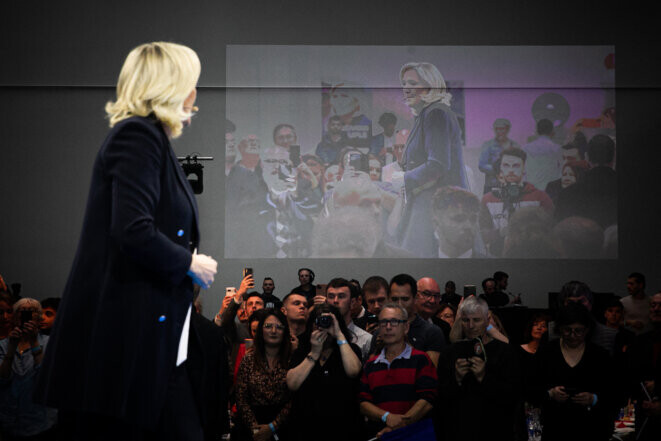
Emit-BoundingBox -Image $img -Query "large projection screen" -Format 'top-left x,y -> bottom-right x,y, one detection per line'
225,45 -> 616,259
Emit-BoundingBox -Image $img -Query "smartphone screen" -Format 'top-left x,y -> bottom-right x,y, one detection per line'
20,310 -> 32,326
463,285 -> 476,298
348,153 -> 365,172
242,268 -> 253,278
289,145 -> 301,166
455,339 -> 485,360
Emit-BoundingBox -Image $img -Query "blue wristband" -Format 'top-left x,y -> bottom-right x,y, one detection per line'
592,393 -> 598,406
269,423 -> 276,433
486,324 -> 494,331
381,411 -> 390,423
31,345 -> 42,353
337,339 -> 348,346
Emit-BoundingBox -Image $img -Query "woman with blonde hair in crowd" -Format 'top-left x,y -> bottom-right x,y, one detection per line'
34,42 -> 218,441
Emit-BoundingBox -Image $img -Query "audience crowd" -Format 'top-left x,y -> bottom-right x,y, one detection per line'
1,270 -> 659,441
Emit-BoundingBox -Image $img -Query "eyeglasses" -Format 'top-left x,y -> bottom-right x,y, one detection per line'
561,326 -> 587,337
378,319 -> 406,328
417,290 -> 441,301
263,323 -> 285,331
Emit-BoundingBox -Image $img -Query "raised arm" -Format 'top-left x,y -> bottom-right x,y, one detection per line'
286,330 -> 325,391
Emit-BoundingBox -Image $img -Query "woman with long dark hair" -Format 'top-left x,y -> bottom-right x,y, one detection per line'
286,303 -> 363,441
235,309 -> 292,441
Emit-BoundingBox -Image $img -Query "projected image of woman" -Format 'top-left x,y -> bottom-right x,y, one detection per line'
395,62 -> 467,257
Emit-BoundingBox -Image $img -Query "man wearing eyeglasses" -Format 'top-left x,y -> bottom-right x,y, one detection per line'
359,303 -> 437,439
388,274 -> 445,366
415,277 -> 451,341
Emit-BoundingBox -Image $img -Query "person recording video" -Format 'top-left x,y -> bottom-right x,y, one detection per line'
480,147 -> 554,256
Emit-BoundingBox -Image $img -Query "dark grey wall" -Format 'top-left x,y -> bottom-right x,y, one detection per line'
1,0 -> 659,317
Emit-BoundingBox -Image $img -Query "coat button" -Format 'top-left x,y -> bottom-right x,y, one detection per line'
159,315 -> 166,322
177,229 -> 184,237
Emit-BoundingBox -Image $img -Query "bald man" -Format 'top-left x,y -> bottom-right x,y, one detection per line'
415,277 -> 451,341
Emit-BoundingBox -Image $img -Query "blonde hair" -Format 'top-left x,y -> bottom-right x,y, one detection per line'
400,62 -> 452,111
13,297 -> 42,314
105,42 -> 200,139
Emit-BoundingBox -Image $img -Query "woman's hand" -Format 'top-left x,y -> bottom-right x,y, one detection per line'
324,313 -> 344,340
188,252 -> 217,289
22,320 -> 39,345
571,392 -> 594,407
7,326 -> 22,348
488,311 -> 496,327
548,386 -> 569,403
310,329 -> 327,356
252,424 -> 272,441
469,356 -> 486,383
391,171 -> 405,189
455,358 -> 471,383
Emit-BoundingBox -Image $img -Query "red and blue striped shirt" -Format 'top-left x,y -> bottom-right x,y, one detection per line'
359,344 -> 438,414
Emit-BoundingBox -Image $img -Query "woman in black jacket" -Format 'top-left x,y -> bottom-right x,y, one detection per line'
533,304 -> 615,441
34,42 -> 218,441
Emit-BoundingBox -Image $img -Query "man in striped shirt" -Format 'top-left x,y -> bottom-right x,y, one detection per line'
359,303 -> 437,438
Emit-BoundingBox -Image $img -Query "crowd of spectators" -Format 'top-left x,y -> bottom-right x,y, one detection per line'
2,269 -> 659,441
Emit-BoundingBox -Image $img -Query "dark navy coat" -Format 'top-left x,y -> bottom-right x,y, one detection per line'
399,101 -> 467,257
34,116 -> 199,429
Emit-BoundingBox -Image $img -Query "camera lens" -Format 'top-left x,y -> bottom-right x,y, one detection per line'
316,315 -> 332,329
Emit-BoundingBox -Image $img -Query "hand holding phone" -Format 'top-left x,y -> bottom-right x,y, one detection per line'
238,274 -> 255,300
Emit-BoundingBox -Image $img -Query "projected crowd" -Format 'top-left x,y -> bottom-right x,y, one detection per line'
225,62 -> 617,259
3,270 -> 659,440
